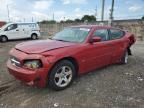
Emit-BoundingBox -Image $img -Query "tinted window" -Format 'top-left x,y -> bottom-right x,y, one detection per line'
110,29 -> 124,40
93,29 -> 108,41
29,24 -> 36,28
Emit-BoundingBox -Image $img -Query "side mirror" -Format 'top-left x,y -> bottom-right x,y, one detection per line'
8,27 -> 11,30
90,36 -> 101,43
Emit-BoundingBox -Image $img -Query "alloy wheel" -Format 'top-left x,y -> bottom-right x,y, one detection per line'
54,66 -> 72,87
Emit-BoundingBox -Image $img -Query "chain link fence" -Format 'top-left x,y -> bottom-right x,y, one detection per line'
39,19 -> 144,41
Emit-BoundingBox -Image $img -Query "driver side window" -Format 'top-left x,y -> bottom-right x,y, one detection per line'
93,29 -> 108,41
5,24 -> 17,31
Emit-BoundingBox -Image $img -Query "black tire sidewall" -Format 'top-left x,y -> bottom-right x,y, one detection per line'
48,60 -> 76,91
31,34 -> 37,40
1,36 -> 8,42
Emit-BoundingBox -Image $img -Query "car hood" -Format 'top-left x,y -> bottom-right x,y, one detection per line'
15,39 -> 77,54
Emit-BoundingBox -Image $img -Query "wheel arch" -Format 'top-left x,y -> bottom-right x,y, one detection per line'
1,35 -> 8,38
31,33 -> 38,37
0,35 -> 8,41
48,56 -> 79,78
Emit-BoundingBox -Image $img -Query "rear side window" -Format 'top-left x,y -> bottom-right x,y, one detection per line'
109,29 -> 124,40
93,29 -> 108,41
18,24 -> 29,28
29,24 -> 36,28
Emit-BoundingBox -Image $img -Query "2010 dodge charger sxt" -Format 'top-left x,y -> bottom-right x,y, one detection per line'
7,25 -> 135,90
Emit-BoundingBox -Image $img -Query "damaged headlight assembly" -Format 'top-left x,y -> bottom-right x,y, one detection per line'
23,60 -> 42,69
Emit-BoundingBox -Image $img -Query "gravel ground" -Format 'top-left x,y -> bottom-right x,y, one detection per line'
0,39 -> 144,108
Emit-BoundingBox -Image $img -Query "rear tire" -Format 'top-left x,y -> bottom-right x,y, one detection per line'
1,36 -> 8,42
120,51 -> 128,64
48,60 -> 76,91
31,34 -> 37,40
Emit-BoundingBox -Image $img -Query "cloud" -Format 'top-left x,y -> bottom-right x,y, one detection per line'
61,0 -> 87,5
74,8 -> 81,12
0,0 -> 55,22
32,11 -> 49,21
0,0 -> 15,21
0,0 -> 93,22
33,0 -> 54,10
60,8 -> 95,21
128,5 -> 142,12
55,11 -> 66,16
62,0 -> 70,4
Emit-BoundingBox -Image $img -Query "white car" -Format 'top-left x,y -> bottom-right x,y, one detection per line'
0,22 -> 41,42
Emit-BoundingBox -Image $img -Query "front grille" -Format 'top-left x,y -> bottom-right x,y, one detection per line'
10,56 -> 21,67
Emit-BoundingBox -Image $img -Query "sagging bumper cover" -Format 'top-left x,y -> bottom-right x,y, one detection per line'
7,48 -> 53,88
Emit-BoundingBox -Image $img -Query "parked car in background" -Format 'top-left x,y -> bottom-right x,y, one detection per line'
0,22 -> 41,42
7,25 -> 135,90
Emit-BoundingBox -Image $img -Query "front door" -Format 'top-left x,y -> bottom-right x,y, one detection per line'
5,24 -> 19,39
80,29 -> 114,73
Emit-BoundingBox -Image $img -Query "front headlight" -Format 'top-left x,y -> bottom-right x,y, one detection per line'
23,60 -> 42,69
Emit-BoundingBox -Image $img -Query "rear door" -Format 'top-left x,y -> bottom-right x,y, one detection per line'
27,23 -> 34,37
22,24 -> 31,38
17,24 -> 25,38
108,29 -> 127,63
18,24 -> 31,38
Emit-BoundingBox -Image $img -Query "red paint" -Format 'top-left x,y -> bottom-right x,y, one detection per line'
0,21 -> 6,27
7,25 -> 135,88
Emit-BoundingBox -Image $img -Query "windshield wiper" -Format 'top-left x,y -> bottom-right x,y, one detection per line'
53,39 -> 70,42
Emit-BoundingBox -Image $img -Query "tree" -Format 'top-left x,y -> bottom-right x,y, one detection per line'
40,20 -> 56,24
65,19 -> 74,23
60,20 -> 64,23
81,15 -> 96,22
142,16 -> 144,20
74,18 -> 82,23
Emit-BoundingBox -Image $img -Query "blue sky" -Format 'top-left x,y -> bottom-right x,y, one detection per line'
0,0 -> 144,22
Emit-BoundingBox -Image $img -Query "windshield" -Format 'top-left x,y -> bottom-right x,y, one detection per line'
52,27 -> 90,43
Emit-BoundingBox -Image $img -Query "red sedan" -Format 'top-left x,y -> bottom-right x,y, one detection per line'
7,25 -> 135,90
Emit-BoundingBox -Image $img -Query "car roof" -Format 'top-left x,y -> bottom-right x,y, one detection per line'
7,22 -> 37,25
70,25 -> 121,30
16,22 -> 37,24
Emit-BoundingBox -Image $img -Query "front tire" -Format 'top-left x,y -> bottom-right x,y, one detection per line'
1,36 -> 8,42
48,60 -> 76,91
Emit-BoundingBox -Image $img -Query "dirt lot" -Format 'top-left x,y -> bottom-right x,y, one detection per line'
0,39 -> 144,108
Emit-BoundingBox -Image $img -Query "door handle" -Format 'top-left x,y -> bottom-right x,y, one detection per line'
16,29 -> 19,31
